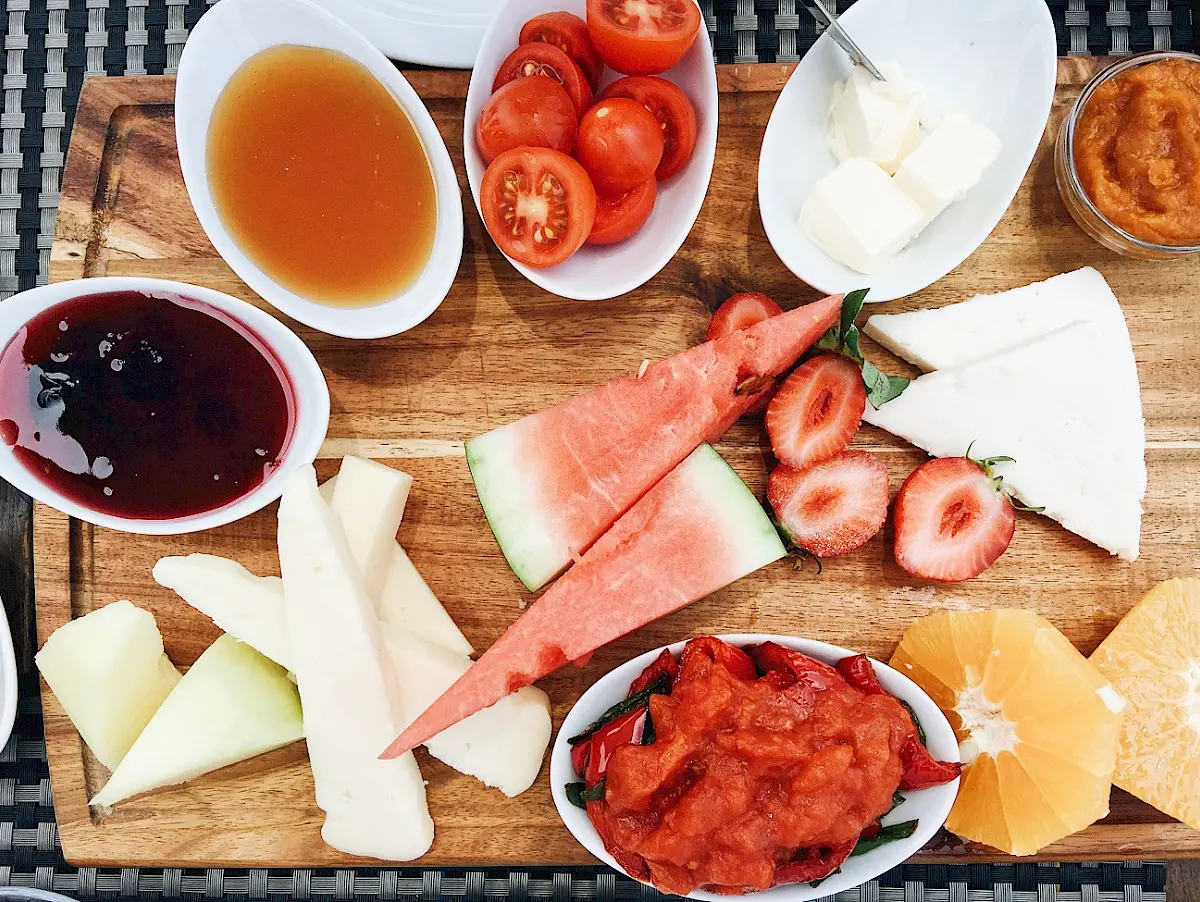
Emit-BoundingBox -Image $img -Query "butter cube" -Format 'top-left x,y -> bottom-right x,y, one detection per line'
894,112 -> 1002,223
800,157 -> 926,274
827,63 -> 925,174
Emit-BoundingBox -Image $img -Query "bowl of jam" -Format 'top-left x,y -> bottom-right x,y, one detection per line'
0,277 -> 329,533
1056,51 -> 1200,259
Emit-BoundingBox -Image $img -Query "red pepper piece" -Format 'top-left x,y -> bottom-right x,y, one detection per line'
836,654 -> 885,695
899,734 -> 962,791
757,668 -> 798,691
858,821 -> 882,841
585,706 -> 648,786
678,636 -> 758,681
628,648 -> 680,695
747,642 -> 841,692
570,737 -> 591,777
773,839 -> 856,885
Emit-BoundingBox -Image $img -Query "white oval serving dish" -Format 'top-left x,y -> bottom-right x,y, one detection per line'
757,0 -> 1057,302
305,0 -> 496,68
175,0 -> 463,339
0,277 -> 329,534
464,0 -> 718,301
550,633 -> 960,901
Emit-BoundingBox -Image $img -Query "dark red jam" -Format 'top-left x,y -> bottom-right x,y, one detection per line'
0,290 -> 296,520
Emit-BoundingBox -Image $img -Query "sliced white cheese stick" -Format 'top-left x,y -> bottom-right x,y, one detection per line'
863,321 -> 1143,561
154,553 -> 546,795
379,546 -> 473,656
862,267 -> 1146,498
330,456 -> 413,600
322,465 -> 472,655
153,555 -> 291,670
278,464 -> 433,861
380,625 -> 550,797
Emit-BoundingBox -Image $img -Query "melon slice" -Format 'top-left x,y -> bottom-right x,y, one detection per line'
90,634 -> 303,807
468,294 -> 841,590
36,600 -> 181,770
384,443 -> 786,758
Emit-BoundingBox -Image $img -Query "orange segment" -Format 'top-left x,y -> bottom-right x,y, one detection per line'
891,609 -> 1124,856
1090,578 -> 1200,830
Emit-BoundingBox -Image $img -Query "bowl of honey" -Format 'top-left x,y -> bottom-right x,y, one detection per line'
0,277 -> 330,533
175,0 -> 463,339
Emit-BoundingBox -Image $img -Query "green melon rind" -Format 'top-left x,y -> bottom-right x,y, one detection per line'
466,430 -> 562,592
683,445 -> 788,575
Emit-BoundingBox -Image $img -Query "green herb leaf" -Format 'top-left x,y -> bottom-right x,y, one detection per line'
568,673 -> 670,745
862,360 -> 910,409
850,820 -> 919,857
891,790 -> 906,812
816,328 -> 842,354
581,779 -> 606,802
565,782 -> 588,810
808,868 -> 841,889
841,289 -> 869,337
642,711 -> 656,745
900,699 -> 927,746
843,326 -> 864,364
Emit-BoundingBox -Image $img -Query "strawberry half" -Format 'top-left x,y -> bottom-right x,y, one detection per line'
767,450 -> 889,558
893,455 -> 1017,582
766,353 -> 866,470
706,291 -> 783,341
708,292 -> 784,414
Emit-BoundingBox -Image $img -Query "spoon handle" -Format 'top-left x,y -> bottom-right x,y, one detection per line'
800,0 -> 887,81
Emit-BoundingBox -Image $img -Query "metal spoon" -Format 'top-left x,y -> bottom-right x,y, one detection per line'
799,0 -> 886,81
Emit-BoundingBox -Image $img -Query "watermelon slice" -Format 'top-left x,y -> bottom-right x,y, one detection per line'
382,443 -> 786,759
468,294 -> 841,591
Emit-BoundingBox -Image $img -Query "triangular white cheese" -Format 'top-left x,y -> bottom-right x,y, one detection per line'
863,321 -> 1143,561
863,267 -> 1146,498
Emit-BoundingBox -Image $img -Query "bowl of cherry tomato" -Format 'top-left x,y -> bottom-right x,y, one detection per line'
464,0 -> 718,300
550,634 -> 961,899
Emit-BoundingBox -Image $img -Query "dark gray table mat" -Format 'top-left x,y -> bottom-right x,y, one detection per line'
0,0 -> 1190,897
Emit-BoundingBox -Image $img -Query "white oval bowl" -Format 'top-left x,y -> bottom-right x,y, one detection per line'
175,0 -> 464,339
306,0 -> 495,67
551,633 -> 961,901
0,277 -> 330,534
757,0 -> 1056,302
464,0 -> 718,301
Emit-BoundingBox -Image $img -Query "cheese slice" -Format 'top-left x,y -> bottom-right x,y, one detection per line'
330,456 -> 413,599
863,267 -> 1146,497
153,555 -> 291,670
157,554 -> 542,794
380,625 -> 550,797
863,321 -> 1143,561
277,465 -> 433,861
323,464 -> 472,655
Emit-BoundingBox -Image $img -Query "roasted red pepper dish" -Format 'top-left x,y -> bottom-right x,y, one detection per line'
565,637 -> 960,896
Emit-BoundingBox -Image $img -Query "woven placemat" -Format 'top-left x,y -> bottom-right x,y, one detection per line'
0,0 -> 1190,897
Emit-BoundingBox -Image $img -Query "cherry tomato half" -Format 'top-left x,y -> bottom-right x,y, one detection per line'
479,147 -> 597,268
520,11 -> 605,91
586,0 -> 701,76
475,77 -> 578,165
598,75 -> 697,178
493,42 -> 593,118
576,98 -> 664,197
587,178 -> 656,245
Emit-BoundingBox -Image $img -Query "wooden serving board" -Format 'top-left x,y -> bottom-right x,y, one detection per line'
34,59 -> 1200,867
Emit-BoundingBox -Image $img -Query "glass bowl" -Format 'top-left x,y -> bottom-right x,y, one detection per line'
1055,50 -> 1200,260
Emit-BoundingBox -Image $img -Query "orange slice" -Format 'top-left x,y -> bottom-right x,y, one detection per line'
1090,578 -> 1200,829
890,609 -> 1125,855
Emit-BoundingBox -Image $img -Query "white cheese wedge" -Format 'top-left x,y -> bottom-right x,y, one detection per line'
380,624 -> 550,797
862,267 -> 1146,497
827,63 -> 925,174
863,321 -> 1143,561
153,555 -> 291,669
330,456 -> 413,600
36,601 -> 181,770
318,475 -> 338,505
378,546 -> 473,656
154,554 -> 543,794
893,112 -> 1001,223
90,635 -> 303,807
277,464 -> 433,861
800,157 -> 926,274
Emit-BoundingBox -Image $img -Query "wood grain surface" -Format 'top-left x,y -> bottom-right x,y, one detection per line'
34,58 -> 1200,867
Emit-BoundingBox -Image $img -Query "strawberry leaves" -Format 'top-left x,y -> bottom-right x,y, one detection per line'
816,289 -> 909,409
965,442 -> 1045,513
